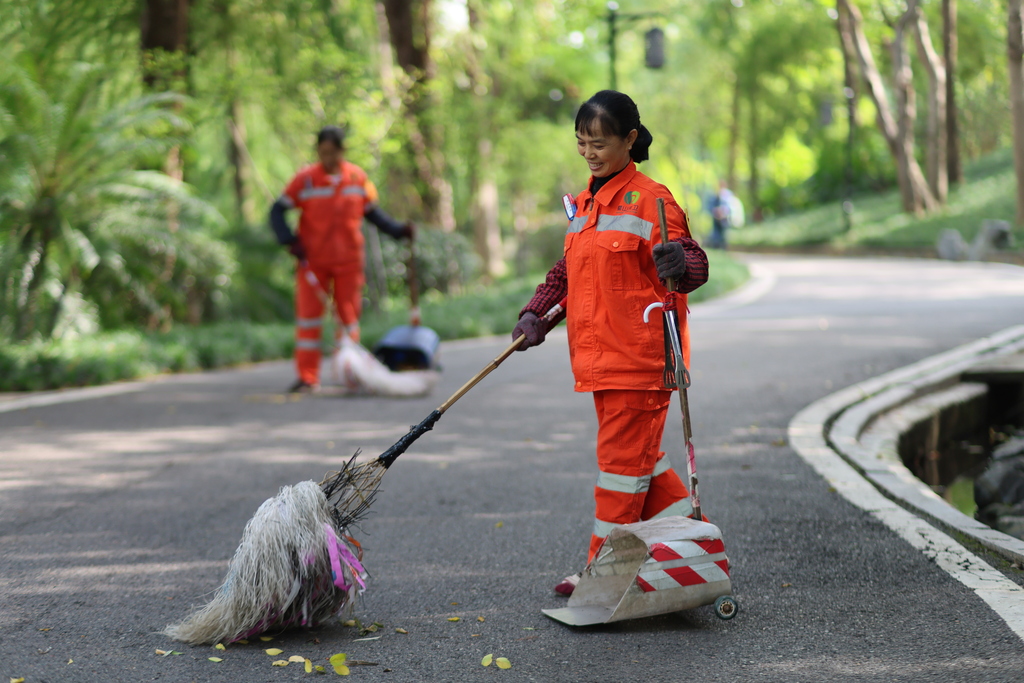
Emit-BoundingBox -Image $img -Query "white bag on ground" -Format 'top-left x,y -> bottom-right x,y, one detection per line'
331,336 -> 439,397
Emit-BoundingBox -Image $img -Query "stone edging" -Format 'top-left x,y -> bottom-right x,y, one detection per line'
790,324 -> 1024,565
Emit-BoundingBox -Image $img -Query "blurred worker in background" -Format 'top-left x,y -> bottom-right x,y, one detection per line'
705,180 -> 733,250
270,125 -> 414,393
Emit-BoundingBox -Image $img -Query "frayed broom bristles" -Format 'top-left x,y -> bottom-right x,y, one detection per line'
163,481 -> 363,645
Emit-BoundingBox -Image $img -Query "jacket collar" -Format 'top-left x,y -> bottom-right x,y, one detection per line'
587,161 -> 637,207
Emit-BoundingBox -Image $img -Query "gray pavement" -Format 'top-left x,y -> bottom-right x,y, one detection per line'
3,254 -> 1024,682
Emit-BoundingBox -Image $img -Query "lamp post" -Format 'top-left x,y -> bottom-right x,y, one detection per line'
607,2 -> 665,90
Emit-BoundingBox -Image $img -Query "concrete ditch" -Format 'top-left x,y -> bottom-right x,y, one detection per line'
809,325 -> 1024,566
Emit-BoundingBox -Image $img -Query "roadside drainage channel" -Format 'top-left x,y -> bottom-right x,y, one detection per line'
825,325 -> 1024,566
789,325 -> 1024,641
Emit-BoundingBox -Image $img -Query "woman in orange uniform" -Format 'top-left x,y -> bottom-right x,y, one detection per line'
512,90 -> 709,595
270,126 -> 413,393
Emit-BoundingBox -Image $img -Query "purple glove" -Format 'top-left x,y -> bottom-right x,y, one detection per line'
652,241 -> 686,280
288,240 -> 306,260
512,312 -> 547,351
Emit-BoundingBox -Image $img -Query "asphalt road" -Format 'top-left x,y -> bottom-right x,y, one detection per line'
3,254 -> 1024,682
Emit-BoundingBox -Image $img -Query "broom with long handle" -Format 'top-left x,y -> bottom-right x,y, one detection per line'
165,298 -> 567,645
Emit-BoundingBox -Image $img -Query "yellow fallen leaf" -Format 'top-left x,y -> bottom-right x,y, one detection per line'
447,617 -> 460,622
305,658 -> 313,673
155,649 -> 167,655
329,653 -> 347,666
495,521 -> 504,528
289,655 -> 306,663
214,643 -> 226,651
470,634 -> 482,637
67,659 -> 73,664
315,665 -> 326,673
265,648 -> 284,656
208,657 -> 223,663
38,627 -> 51,631
271,660 -> 288,667
496,657 -> 511,669
259,636 -> 274,641
11,678 -> 25,683
237,639 -> 249,644
477,616 -> 485,622
481,654 -> 493,667
342,620 -> 357,627
395,628 -> 408,634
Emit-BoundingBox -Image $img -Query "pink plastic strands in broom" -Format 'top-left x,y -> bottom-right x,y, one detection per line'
164,299 -> 566,645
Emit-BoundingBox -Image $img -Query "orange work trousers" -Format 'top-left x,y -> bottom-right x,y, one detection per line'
588,389 -> 693,562
295,262 -> 364,385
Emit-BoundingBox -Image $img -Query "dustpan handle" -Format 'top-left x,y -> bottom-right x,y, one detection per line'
406,233 -> 421,326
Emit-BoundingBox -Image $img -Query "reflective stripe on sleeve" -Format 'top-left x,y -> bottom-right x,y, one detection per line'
341,186 -> 367,196
595,214 -> 654,239
596,471 -> 652,495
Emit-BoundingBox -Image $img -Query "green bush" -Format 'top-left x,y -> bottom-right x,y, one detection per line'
0,251 -> 748,392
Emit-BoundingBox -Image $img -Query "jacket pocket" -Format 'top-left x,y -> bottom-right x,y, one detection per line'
595,231 -> 645,290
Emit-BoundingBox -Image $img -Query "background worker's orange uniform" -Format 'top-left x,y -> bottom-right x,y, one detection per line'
270,160 -> 409,387
520,161 -> 709,562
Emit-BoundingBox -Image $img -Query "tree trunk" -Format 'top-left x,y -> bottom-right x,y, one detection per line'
747,90 -> 762,223
943,0 -> 962,185
912,1 -> 947,204
467,2 -> 506,279
380,0 -> 456,232
141,0 -> 189,182
839,0 -> 937,214
836,0 -> 860,129
1009,0 -> 1024,225
727,76 -> 740,191
227,97 -> 255,224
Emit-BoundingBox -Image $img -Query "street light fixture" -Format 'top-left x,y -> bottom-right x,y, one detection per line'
607,1 -> 666,90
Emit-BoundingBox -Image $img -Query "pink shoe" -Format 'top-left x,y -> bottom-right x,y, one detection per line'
554,572 -> 582,596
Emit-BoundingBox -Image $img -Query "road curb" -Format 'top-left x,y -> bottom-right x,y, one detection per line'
788,324 -> 1024,641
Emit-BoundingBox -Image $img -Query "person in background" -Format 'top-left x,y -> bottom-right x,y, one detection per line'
511,90 -> 709,596
269,125 -> 413,393
705,180 -> 732,250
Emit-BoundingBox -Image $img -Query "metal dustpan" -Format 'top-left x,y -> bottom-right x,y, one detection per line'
374,232 -> 441,371
542,516 -> 737,626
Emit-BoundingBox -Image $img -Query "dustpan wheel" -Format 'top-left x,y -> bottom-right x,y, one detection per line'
713,595 -> 738,620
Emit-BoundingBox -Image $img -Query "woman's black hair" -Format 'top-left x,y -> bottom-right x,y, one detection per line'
317,125 -> 347,149
574,90 -> 653,163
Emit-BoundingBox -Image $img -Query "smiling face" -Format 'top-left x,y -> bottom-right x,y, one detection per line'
576,121 -> 637,178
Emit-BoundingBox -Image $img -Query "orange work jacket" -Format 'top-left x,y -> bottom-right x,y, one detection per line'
564,161 -> 690,392
282,160 -> 379,268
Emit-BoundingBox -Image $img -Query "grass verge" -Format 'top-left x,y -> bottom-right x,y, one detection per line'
730,148 -> 1022,253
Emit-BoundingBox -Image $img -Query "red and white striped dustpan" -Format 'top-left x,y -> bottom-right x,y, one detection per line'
542,516 -> 737,625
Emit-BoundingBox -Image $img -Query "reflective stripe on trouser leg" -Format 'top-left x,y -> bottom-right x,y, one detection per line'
588,389 -> 676,562
329,266 -> 365,343
296,265 -> 326,384
640,452 -> 693,520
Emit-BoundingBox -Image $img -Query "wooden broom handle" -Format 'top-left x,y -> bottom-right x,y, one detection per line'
437,298 -> 566,415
